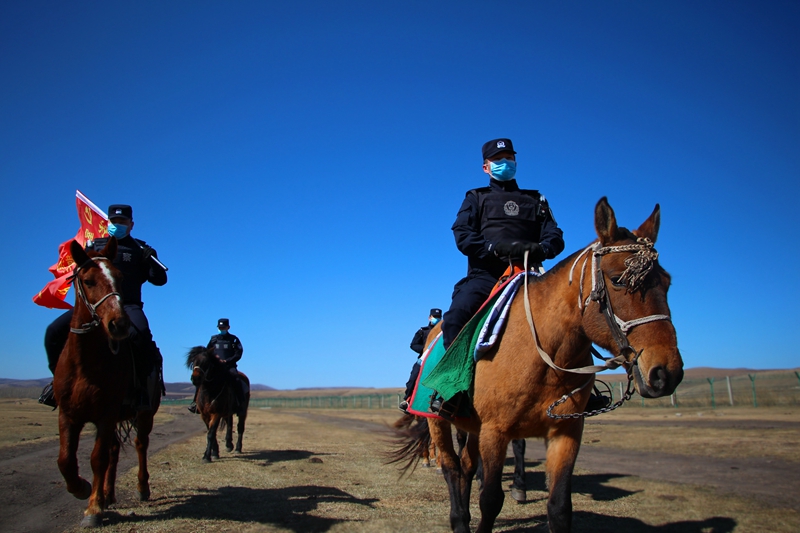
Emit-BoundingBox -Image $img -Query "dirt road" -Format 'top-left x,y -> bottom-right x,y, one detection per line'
1,408 -> 798,532
0,407 -> 204,533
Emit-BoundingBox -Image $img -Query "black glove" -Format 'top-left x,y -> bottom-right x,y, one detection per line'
141,245 -> 155,262
493,241 -> 546,262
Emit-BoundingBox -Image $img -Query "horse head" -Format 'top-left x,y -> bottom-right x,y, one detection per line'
69,238 -> 129,340
582,197 -> 684,398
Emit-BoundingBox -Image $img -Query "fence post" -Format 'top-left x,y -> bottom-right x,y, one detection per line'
726,376 -> 734,406
749,374 -> 758,407
707,378 -> 716,409
671,391 -> 677,407
619,382 -> 624,403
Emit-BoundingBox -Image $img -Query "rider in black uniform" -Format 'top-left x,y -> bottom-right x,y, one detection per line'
399,308 -> 442,412
39,204 -> 167,408
187,318 -> 245,413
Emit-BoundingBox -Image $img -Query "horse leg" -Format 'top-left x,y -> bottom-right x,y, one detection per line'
203,415 -> 221,462
511,439 -> 527,503
544,421 -> 583,533
421,436 -> 431,468
57,415 -> 92,500
235,410 -> 246,453
103,434 -> 121,506
82,424 -> 115,526
475,429 -> 510,533
225,414 -> 234,453
429,419 -> 470,533
135,410 -> 155,501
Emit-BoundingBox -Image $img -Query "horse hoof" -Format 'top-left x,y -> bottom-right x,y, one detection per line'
511,488 -> 527,503
202,456 -> 212,463
235,447 -> 242,454
74,479 -> 92,500
226,446 -> 234,453
211,453 -> 220,459
422,461 -> 431,468
80,514 -> 101,528
138,488 -> 150,501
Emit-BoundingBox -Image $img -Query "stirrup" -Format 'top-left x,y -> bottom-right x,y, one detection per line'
430,394 -> 460,421
38,382 -> 57,409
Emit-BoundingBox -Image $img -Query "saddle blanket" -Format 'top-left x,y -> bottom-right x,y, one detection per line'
406,270 -> 539,418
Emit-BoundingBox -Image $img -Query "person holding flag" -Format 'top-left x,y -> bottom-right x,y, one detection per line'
38,202 -> 167,408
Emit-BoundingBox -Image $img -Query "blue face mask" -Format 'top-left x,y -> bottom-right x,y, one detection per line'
218,328 -> 229,335
489,159 -> 517,181
108,222 -> 129,239
430,317 -> 440,326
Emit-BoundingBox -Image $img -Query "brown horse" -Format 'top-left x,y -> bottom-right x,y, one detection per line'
391,197 -> 684,533
53,238 -> 162,528
186,346 -> 250,462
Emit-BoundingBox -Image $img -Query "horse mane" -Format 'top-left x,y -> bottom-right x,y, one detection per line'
186,345 -> 209,369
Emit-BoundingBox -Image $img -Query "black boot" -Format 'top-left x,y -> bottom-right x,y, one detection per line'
586,393 -> 611,411
38,381 -> 57,408
187,402 -> 198,414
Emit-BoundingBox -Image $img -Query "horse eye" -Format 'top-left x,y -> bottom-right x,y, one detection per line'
609,276 -> 625,288
84,278 -> 96,287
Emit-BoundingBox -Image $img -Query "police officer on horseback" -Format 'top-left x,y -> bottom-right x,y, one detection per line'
399,308 -> 442,412
40,204 -> 167,408
187,318 -> 245,413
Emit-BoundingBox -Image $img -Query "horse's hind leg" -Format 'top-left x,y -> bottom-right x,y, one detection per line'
225,415 -> 234,452
135,411 -> 155,501
429,419 -> 470,533
544,421 -> 583,533
235,410 -> 247,453
56,414 -> 91,500
475,430 -> 509,533
103,435 -> 121,506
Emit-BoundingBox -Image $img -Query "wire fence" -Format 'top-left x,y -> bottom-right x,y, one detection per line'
159,371 -> 800,411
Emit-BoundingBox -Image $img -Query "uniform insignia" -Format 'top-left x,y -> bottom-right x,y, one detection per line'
504,201 -> 519,216
497,141 -> 506,149
122,252 -> 132,262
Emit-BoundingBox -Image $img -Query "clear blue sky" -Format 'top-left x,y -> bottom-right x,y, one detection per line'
2,1 -> 798,389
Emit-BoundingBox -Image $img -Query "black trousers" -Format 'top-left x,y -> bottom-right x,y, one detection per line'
403,360 -> 421,399
44,305 -> 157,375
442,271 -> 498,349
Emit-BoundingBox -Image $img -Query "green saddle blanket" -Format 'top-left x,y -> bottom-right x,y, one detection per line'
407,288 -> 506,416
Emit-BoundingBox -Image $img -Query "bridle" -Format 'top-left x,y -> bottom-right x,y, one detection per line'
68,257 -> 123,334
520,237 -> 672,417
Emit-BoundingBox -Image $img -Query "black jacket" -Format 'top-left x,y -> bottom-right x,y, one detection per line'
452,179 -> 565,279
207,333 -> 243,366
410,325 -> 433,355
88,235 -> 167,306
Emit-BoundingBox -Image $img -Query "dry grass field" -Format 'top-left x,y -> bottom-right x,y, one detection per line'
1,398 -> 798,532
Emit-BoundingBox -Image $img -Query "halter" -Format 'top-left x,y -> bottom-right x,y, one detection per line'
520,237 -> 672,418
68,257 -> 123,334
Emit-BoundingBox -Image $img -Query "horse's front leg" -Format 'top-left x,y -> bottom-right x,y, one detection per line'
545,419 -> 584,533
57,414 -> 91,500
82,424 -> 115,526
135,410 -> 156,500
103,434 -> 121,506
203,415 -> 221,463
429,419 -> 470,533
235,411 -> 246,453
225,414 -> 234,452
475,429 -> 509,533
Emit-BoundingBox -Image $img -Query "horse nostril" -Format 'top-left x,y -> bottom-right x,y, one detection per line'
648,365 -> 667,392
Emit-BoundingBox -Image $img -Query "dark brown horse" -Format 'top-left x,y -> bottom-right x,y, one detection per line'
186,346 -> 250,462
53,238 -> 162,528
391,197 -> 684,533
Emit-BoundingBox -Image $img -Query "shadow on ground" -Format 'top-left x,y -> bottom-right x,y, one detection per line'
496,511 -> 737,532
100,484 -> 379,532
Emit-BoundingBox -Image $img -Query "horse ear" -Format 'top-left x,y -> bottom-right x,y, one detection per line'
69,240 -> 90,268
101,236 -> 118,260
594,197 -> 618,244
635,203 -> 661,243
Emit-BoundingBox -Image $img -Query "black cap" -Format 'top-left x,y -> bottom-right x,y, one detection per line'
430,308 -> 442,319
108,204 -> 133,220
217,318 -> 230,329
482,138 -> 516,161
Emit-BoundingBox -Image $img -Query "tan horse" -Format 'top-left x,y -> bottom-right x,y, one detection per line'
391,197 -> 683,533
53,238 -> 161,528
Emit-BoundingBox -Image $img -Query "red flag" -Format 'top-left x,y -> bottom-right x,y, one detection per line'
33,191 -> 109,309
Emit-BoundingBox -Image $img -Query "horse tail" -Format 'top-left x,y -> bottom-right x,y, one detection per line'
186,346 -> 207,369
384,414 -> 431,476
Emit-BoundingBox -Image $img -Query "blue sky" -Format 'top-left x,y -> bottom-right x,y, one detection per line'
2,1 -> 798,389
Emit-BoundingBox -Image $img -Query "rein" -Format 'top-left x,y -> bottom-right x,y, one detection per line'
68,258 -> 122,334
520,238 -> 671,417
